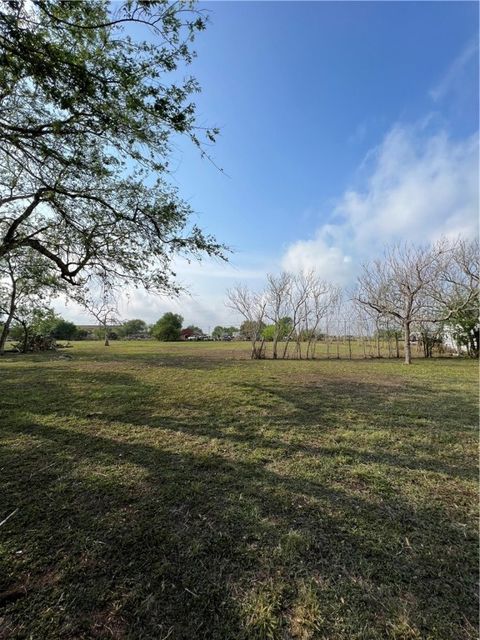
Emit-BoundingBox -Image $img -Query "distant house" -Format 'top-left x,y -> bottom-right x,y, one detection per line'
180,328 -> 204,341
443,327 -> 468,354
76,324 -> 100,339
76,324 -> 122,339
125,331 -> 150,340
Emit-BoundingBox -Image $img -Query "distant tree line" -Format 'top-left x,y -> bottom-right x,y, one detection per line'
227,238 -> 479,363
0,308 -> 215,352
1,238 -> 477,358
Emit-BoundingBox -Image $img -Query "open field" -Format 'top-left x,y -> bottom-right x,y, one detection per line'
0,341 -> 478,639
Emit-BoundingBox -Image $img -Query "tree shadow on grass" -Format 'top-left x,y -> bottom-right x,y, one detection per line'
2,363 -> 476,481
0,365 -> 478,639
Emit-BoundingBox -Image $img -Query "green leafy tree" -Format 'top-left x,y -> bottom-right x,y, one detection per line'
0,1 -> 226,290
212,325 -> 223,339
240,320 -> 265,341
10,307 -> 55,353
151,313 -> 183,341
449,305 -> 479,358
224,326 -> 238,337
25,309 -> 81,340
212,325 -> 238,339
0,249 -> 63,354
261,325 -> 275,341
277,317 -> 293,340
263,321 -> 292,341
92,327 -> 119,341
118,319 -> 148,339
30,308 -> 59,336
50,319 -> 78,340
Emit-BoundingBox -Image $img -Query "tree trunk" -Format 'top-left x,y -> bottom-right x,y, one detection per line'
0,279 -> 17,356
104,323 -> 109,346
22,323 -> 29,354
272,336 -> 278,359
0,324 -> 8,355
395,334 -> 400,359
306,337 -> 314,359
0,308 -> 15,355
252,337 -> 265,359
282,332 -> 294,359
259,337 -> 265,359
404,322 -> 412,364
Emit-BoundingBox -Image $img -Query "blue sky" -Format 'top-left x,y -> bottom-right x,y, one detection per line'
64,1 -> 479,329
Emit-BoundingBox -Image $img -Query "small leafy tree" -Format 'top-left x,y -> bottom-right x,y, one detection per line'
0,250 -> 62,354
212,325 -> 237,339
151,313 -> 183,341
10,308 -> 56,353
118,319 -> 148,339
261,325 -> 276,341
29,308 -> 59,336
50,319 -> 78,340
448,307 -> 479,358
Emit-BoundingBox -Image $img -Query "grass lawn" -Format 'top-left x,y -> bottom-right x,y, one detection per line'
0,341 -> 478,639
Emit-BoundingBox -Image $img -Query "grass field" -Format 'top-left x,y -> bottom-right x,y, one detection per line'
0,341 -> 478,639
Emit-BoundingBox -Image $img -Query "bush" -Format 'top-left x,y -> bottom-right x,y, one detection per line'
151,313 -> 183,341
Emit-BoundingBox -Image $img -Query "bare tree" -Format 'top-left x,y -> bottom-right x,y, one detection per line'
282,272 -> 312,359
226,284 -> 267,359
78,285 -> 119,347
265,272 -> 292,359
355,243 -> 442,364
305,281 -> 340,359
427,238 -> 479,321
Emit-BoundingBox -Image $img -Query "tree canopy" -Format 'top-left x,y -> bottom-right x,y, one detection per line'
151,312 -> 183,341
118,319 -> 148,338
0,0 -> 226,291
212,325 -> 238,339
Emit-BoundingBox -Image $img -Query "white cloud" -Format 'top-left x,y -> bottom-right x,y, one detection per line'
282,122 -> 479,283
282,225 -> 354,285
53,116 -> 478,329
53,254 -> 274,330
430,39 -> 479,102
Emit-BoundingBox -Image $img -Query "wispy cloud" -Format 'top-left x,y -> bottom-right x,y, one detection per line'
282,121 -> 479,284
57,123 -> 478,327
430,38 -> 478,102
348,122 -> 368,146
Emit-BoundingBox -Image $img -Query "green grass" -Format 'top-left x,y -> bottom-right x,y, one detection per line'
0,341 -> 477,639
